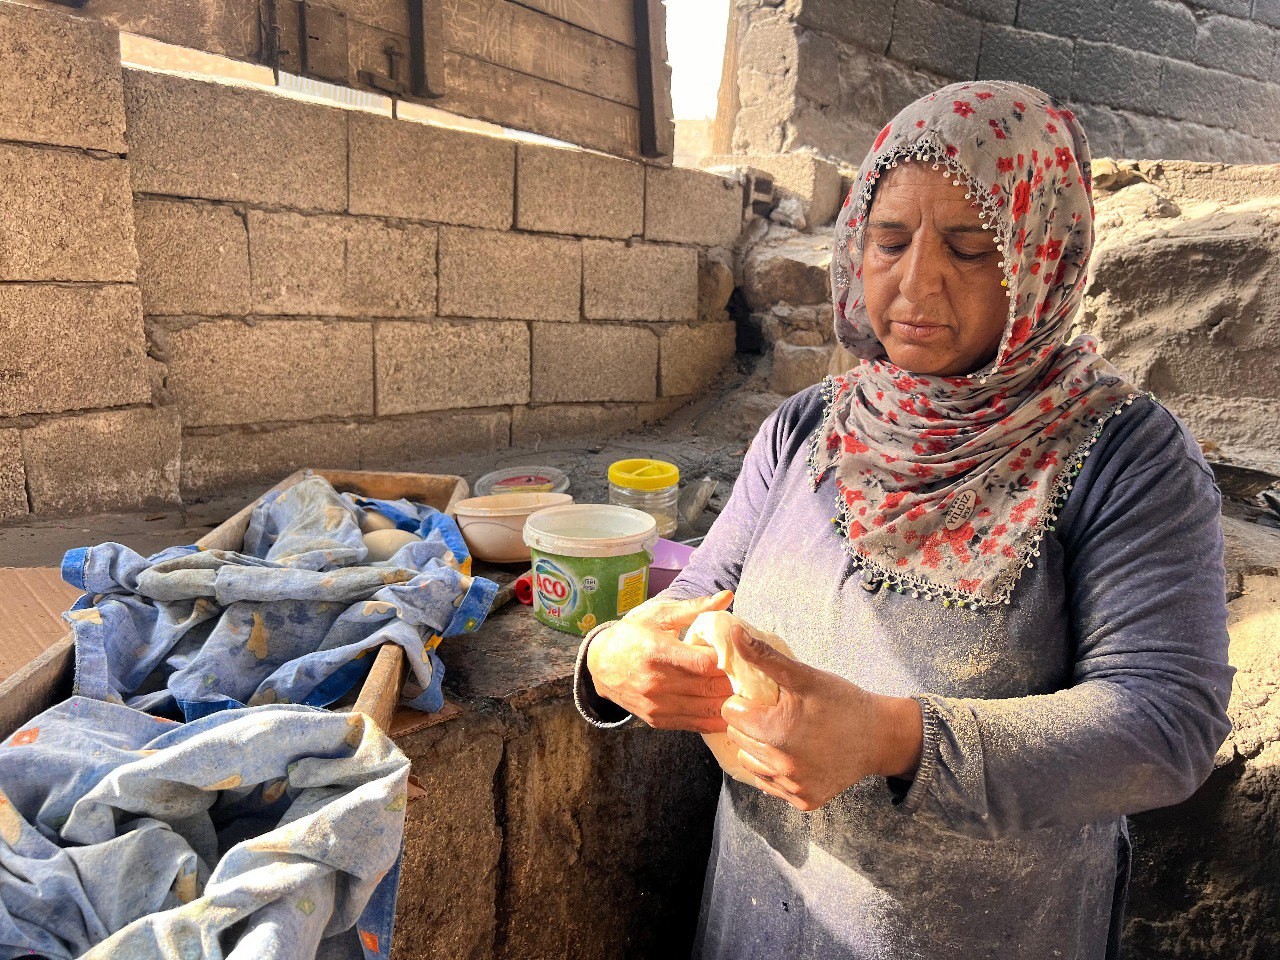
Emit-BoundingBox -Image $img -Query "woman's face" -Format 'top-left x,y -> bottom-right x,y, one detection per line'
861,162 -> 1009,377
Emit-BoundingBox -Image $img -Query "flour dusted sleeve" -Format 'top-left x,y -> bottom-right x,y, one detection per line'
657,399 -> 796,603
898,402 -> 1235,837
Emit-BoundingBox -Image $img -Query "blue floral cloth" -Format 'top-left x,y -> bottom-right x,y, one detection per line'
59,475 -> 498,720
0,697 -> 409,959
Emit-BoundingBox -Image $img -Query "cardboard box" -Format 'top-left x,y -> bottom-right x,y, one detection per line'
0,567 -> 82,682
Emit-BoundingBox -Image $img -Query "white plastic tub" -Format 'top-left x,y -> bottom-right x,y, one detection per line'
452,492 -> 574,563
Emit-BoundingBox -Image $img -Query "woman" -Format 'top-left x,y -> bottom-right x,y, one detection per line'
574,81 -> 1234,959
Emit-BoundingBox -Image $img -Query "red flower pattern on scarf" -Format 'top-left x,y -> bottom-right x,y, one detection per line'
814,80 -> 1139,605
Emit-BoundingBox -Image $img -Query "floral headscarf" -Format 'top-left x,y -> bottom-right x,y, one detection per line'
809,81 -> 1139,608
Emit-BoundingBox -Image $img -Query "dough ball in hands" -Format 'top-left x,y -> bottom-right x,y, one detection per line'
684,610 -> 795,786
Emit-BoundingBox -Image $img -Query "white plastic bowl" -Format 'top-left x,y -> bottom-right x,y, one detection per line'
453,492 -> 574,563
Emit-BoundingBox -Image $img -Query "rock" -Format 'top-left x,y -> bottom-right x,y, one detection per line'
700,153 -> 844,228
1080,163 -> 1280,472
1124,572 -> 1280,960
769,342 -> 832,395
698,251 -> 735,322
828,342 -> 858,377
1090,158 -> 1154,192
770,194 -> 808,230
1090,182 -> 1180,237
742,224 -> 834,310
760,303 -> 832,347
1222,515 -> 1280,595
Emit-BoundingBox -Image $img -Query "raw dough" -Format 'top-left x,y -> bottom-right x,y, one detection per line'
362,529 -> 422,562
684,610 -> 795,786
361,510 -> 397,533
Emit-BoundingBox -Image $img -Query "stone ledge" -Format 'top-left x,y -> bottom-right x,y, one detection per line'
583,241 -> 698,322
179,409 -> 511,497
164,319 -> 374,428
516,144 -> 643,239
658,322 -> 737,398
439,228 -> 580,322
0,430 -> 26,523
247,211 -> 437,318
134,200 -> 249,316
645,166 -> 743,247
530,324 -> 658,403
374,320 -> 529,416
349,113 -> 515,229
0,284 -> 152,419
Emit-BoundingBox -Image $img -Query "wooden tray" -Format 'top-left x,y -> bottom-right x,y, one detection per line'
0,468 -> 469,741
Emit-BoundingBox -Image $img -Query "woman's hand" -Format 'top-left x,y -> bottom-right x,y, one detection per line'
722,627 -> 924,811
587,591 -> 736,733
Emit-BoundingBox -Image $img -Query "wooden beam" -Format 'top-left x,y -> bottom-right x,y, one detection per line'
20,0 -> 261,60
316,0 -> 408,35
352,643 -> 408,735
442,0 -> 639,108
408,0 -> 446,97
508,0 -> 635,46
438,49 -> 642,157
632,0 -> 672,162
18,0 -> 654,159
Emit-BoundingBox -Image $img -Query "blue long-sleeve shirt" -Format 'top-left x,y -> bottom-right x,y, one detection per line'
575,387 -> 1233,959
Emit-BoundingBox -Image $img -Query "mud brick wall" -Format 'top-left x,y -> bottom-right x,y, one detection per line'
0,2 -> 742,521
719,0 -> 1280,168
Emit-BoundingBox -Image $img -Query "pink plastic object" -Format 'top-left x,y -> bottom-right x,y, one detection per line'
648,538 -> 696,598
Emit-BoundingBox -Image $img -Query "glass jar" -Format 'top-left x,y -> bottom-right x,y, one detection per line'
608,459 -> 680,538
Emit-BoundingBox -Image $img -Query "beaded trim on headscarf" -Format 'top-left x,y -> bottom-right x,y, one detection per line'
808,81 -> 1141,609
806,384 -> 1139,606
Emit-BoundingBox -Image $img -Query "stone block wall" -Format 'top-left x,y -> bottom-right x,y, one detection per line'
0,1 -> 744,521
1077,158 -> 1280,473
0,3 -> 178,520
720,0 -> 1280,170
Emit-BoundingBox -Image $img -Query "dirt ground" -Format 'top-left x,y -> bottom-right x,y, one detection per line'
0,359 -> 768,569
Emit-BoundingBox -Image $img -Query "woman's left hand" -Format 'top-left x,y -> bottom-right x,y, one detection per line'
722,627 -> 925,811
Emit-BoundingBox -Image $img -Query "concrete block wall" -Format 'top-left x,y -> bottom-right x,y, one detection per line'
0,1 -> 743,520
724,0 -> 1280,170
0,3 -> 178,522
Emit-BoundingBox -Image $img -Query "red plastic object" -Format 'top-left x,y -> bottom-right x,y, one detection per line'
514,572 -> 534,605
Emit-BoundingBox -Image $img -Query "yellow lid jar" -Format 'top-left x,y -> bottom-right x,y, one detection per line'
607,458 -> 680,538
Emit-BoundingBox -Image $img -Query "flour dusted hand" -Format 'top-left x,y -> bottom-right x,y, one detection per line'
698,612 -> 926,811
684,611 -> 795,785
586,591 -> 736,733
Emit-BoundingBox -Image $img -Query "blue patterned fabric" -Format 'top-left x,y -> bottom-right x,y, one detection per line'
0,697 -> 409,959
60,475 -> 497,720
5,475 -> 499,956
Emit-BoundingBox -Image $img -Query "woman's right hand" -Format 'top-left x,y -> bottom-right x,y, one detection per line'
586,590 -> 735,733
